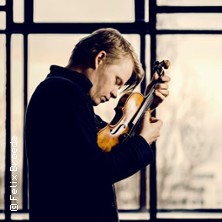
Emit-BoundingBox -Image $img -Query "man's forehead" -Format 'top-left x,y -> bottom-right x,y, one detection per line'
120,60 -> 134,78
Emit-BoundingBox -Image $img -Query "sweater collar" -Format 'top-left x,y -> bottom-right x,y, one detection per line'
47,65 -> 93,93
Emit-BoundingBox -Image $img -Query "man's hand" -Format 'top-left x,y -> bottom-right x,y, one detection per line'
139,111 -> 163,145
145,72 -> 171,110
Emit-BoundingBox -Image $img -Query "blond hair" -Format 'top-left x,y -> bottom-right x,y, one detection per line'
68,28 -> 144,91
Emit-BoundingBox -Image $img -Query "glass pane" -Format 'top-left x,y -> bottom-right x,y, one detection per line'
119,211 -> 149,220
0,12 -> 6,30
0,0 -> 5,6
156,35 -> 222,210
10,35 -> 24,209
116,173 -> 140,209
11,213 -> 29,220
146,169 -> 150,209
0,35 -> 6,210
157,13 -> 222,30
34,0 -> 134,23
28,34 -> 85,99
13,0 -> 24,23
145,0 -> 149,22
158,0 -> 222,6
145,35 -> 151,82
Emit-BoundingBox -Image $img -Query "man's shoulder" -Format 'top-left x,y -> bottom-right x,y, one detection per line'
26,77 -> 86,113
37,75 -> 84,97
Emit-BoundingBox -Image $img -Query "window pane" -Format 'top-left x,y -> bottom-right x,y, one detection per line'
157,13 -> 222,30
156,35 -> 222,210
119,211 -> 149,220
157,211 -> 222,219
0,35 -> 6,210
158,0 -> 222,6
0,0 -> 5,6
28,34 -> 85,99
116,173 -> 140,209
145,36 -> 151,82
145,0 -> 149,22
11,35 -> 24,209
13,0 -> 24,23
34,0 -> 134,23
0,12 -> 6,30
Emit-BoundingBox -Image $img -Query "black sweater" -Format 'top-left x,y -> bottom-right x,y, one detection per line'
25,65 -> 154,222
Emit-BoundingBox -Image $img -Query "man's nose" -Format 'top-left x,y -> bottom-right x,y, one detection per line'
110,89 -> 118,99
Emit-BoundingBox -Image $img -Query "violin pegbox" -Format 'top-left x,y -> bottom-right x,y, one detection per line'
153,60 -> 170,77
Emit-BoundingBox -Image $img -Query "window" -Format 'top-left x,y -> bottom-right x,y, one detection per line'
0,12 -> 5,29
1,0 -> 222,221
34,0 -> 134,23
157,34 -> 222,210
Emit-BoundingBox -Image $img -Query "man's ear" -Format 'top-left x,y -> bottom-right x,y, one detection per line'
94,51 -> 106,68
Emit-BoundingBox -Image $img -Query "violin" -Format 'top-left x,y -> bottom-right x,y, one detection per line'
97,60 -> 170,152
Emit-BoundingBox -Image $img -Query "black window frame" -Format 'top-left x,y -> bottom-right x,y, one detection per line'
1,0 -> 222,221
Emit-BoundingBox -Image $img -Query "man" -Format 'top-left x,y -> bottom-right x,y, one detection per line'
25,28 -> 170,222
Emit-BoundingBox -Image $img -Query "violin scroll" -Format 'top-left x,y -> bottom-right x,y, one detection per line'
153,60 -> 170,77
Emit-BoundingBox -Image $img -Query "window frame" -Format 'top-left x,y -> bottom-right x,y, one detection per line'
1,0 -> 222,221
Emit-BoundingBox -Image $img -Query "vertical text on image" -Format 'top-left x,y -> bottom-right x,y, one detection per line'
9,136 -> 18,212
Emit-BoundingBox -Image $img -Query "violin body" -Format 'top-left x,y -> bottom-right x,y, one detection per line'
97,60 -> 170,152
97,92 -> 145,152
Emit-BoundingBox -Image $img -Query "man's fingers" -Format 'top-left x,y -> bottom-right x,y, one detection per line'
161,75 -> 171,82
156,84 -> 169,91
155,89 -> 169,97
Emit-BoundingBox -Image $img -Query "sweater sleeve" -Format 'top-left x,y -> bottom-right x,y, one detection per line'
93,135 -> 154,184
93,116 -> 154,183
65,90 -> 154,184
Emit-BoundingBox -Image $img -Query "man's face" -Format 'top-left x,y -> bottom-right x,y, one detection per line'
89,58 -> 133,106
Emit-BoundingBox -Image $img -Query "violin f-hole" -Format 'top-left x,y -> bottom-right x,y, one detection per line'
110,124 -> 126,135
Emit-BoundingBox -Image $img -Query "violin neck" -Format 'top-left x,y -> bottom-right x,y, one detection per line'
122,60 -> 170,142
125,83 -> 156,140
132,84 -> 155,125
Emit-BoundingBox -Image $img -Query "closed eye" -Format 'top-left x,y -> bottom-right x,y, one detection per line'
116,77 -> 123,88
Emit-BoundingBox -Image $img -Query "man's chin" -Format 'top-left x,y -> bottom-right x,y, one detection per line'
92,98 -> 108,106
92,99 -> 100,106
